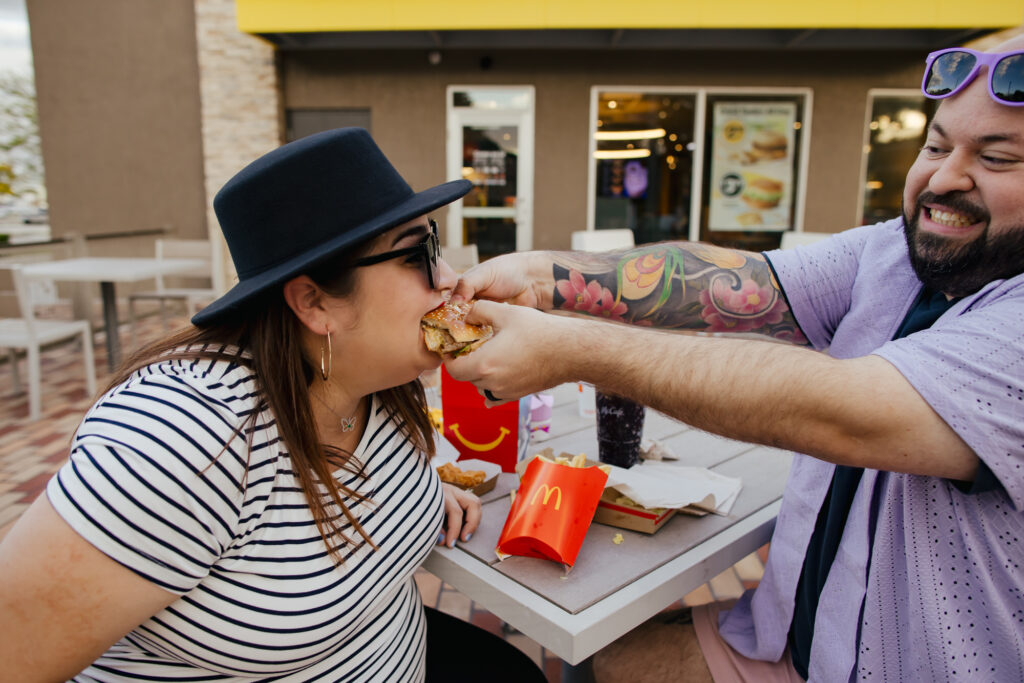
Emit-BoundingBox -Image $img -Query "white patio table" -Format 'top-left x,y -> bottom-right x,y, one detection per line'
423,383 -> 792,678
20,257 -> 208,370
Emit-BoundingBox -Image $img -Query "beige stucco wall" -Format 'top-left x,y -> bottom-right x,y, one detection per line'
193,0 -> 281,294
281,49 -> 923,250
26,0 -> 936,265
27,0 -> 207,251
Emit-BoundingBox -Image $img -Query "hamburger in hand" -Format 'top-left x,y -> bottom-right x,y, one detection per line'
741,176 -> 784,210
422,301 -> 494,357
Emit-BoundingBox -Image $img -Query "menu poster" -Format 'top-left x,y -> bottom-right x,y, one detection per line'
708,102 -> 796,232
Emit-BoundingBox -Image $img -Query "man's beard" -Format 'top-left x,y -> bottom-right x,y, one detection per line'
902,191 -> 1024,297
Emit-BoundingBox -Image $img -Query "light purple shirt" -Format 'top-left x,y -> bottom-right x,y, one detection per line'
718,219 -> 1024,681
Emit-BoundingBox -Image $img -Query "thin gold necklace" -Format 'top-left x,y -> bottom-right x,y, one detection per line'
312,391 -> 361,432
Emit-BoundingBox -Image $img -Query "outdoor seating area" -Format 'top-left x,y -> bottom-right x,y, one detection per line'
4,0 -> 1022,676
0,300 -> 767,679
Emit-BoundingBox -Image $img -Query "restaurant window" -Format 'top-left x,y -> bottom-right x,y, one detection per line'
592,92 -> 697,245
858,90 -> 935,226
589,88 -> 810,252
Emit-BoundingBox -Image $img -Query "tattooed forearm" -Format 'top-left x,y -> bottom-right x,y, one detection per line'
551,243 -> 808,344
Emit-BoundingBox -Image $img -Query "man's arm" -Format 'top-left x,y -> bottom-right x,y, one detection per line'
451,243 -> 808,344
447,302 -> 979,481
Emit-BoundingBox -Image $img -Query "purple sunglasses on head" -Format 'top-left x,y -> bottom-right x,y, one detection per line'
922,48 -> 1024,106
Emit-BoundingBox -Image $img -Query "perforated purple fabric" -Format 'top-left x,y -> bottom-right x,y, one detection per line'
717,219 -> 1024,681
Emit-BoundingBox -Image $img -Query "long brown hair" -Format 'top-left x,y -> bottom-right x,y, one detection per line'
104,244 -> 436,565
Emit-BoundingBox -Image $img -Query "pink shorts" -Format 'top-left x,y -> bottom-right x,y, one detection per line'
692,601 -> 805,683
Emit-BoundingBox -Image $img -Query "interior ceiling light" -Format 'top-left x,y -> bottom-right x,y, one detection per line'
594,127 -> 666,141
593,149 -> 652,159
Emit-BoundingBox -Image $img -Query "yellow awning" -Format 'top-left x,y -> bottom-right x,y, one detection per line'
237,0 -> 1022,33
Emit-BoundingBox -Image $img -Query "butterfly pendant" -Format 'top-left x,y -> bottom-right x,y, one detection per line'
340,416 -> 356,432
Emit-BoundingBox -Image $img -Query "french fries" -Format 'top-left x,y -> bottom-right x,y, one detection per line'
530,450 -> 611,475
427,407 -> 443,432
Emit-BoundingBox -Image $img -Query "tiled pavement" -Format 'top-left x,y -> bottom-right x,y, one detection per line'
0,301 -> 767,681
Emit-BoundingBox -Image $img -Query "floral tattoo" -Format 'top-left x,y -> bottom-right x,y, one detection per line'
552,243 -> 808,344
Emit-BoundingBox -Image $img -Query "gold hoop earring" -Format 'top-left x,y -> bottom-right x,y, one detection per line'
320,330 -> 332,381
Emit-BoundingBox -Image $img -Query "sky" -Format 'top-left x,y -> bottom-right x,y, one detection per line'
0,0 -> 31,74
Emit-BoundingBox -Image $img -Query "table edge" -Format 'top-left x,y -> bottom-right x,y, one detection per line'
423,498 -> 781,664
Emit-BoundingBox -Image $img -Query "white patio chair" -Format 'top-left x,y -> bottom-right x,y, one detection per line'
0,265 -> 96,421
570,228 -> 635,252
0,252 -> 69,319
128,238 -> 216,338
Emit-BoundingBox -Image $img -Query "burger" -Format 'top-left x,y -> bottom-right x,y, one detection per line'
750,129 -> 788,161
421,301 -> 494,356
741,176 -> 784,210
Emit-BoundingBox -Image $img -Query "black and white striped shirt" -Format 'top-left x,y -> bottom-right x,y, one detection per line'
47,353 -> 444,682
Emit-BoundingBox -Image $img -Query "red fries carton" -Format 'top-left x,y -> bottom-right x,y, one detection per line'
496,455 -> 609,568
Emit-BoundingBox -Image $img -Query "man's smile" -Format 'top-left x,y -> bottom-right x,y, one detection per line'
920,203 -> 985,236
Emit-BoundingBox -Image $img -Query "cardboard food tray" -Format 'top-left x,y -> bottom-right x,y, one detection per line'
593,488 -> 676,534
438,458 -> 501,496
519,449 -> 675,534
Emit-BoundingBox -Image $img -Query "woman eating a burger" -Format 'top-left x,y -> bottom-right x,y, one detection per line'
0,128 -> 545,682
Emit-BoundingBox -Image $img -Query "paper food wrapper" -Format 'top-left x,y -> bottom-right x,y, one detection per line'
604,461 -> 742,516
496,454 -> 608,569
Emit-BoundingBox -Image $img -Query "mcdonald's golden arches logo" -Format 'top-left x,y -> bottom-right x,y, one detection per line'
530,484 -> 562,510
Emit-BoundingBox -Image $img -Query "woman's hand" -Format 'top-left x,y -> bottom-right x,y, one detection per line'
438,483 -> 482,548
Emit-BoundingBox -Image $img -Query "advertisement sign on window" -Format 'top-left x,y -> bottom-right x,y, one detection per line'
471,149 -> 508,186
708,102 -> 796,231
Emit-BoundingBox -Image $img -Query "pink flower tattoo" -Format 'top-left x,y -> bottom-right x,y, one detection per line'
699,277 -> 784,333
556,269 -> 603,312
592,286 -> 628,321
556,269 -> 628,322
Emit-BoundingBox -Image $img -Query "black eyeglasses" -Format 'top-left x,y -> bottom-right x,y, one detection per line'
353,218 -> 441,288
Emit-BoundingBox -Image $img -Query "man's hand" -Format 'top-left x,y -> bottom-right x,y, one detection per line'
438,483 -> 482,548
449,251 -> 555,310
445,300 -> 577,404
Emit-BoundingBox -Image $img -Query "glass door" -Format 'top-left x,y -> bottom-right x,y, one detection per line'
446,87 -> 534,259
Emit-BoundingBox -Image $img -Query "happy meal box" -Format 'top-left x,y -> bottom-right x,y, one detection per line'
440,367 -> 526,472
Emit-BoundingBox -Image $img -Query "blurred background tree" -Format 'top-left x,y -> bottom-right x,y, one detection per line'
0,70 -> 45,205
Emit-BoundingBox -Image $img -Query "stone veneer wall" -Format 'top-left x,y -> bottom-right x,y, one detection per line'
193,0 -> 281,294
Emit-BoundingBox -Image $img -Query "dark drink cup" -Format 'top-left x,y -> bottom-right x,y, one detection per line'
595,390 -> 644,469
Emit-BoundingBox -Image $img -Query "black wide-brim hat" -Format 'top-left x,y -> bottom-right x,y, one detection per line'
192,127 -> 472,326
